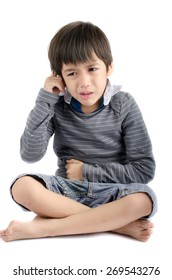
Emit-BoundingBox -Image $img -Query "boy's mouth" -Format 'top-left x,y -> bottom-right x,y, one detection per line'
79,91 -> 93,99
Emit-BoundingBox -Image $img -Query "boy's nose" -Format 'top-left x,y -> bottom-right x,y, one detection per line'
80,73 -> 91,89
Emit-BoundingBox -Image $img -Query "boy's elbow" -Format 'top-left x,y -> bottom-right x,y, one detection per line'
143,160 -> 156,184
144,172 -> 155,184
20,150 -> 43,163
134,156 -> 156,184
148,168 -> 156,183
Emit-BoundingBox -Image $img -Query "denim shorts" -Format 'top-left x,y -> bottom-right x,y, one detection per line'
10,173 -> 157,217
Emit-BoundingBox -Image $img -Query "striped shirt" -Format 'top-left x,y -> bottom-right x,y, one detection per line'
20,82 -> 155,184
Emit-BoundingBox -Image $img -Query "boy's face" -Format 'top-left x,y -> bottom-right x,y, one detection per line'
61,54 -> 113,114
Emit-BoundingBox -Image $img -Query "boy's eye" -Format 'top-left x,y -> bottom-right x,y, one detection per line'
67,72 -> 77,76
89,67 -> 98,72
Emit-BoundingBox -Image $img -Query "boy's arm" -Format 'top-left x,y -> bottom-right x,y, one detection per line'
20,89 -> 59,162
82,93 -> 156,184
20,73 -> 65,163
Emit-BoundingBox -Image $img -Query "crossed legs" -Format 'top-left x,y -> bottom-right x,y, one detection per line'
0,176 -> 153,242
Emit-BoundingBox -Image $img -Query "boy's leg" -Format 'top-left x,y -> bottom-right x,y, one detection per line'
0,191 -> 153,242
11,176 -> 90,217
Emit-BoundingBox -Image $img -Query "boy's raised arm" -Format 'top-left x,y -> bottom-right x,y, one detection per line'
20,88 -> 59,163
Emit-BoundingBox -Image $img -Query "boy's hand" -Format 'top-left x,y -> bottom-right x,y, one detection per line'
66,159 -> 84,181
43,72 -> 65,94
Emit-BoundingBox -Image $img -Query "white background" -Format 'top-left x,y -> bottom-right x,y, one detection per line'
0,0 -> 171,279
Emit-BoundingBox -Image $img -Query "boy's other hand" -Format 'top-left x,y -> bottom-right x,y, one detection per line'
43,72 -> 65,94
66,159 -> 83,181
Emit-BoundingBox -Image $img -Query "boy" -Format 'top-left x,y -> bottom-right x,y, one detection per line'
0,21 -> 157,242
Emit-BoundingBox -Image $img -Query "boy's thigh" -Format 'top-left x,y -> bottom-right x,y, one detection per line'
10,173 -> 64,211
85,182 -> 157,218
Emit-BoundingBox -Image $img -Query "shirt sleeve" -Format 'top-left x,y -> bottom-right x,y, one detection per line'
20,88 -> 59,162
82,93 -> 156,184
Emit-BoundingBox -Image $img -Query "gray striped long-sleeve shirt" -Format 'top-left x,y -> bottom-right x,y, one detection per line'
20,83 -> 155,184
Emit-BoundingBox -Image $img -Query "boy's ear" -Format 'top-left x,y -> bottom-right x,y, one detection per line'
107,63 -> 114,76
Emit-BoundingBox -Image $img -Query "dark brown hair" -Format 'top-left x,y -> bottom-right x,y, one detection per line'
48,21 -> 113,76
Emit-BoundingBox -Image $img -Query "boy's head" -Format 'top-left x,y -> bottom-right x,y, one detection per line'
48,21 -> 113,76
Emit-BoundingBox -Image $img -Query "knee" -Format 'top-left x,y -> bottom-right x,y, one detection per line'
126,192 -> 153,219
11,176 -> 36,205
129,192 -> 153,218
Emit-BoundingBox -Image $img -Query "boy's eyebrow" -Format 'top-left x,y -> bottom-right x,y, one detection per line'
86,62 -> 100,67
63,62 -> 100,72
63,67 -> 77,73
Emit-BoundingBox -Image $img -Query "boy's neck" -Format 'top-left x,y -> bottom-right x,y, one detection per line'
81,100 -> 101,114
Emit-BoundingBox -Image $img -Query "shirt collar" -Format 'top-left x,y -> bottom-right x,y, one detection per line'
63,79 -> 122,105
103,80 -> 122,105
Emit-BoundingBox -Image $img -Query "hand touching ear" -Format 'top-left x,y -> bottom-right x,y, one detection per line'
43,72 -> 65,94
66,159 -> 84,181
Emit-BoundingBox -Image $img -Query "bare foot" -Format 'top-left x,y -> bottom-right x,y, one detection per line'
112,219 -> 154,242
0,217 -> 154,242
0,216 -> 56,242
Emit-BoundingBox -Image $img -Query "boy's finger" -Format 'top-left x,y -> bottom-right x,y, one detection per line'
50,71 -> 57,77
